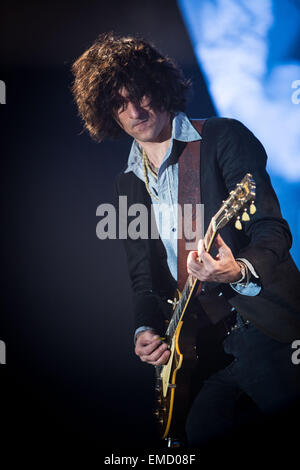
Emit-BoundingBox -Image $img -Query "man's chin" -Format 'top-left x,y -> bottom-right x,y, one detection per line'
134,129 -> 155,142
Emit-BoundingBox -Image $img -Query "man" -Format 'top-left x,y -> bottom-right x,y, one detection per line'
72,33 -> 300,447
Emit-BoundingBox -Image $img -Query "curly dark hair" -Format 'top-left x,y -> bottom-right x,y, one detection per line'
71,32 -> 191,142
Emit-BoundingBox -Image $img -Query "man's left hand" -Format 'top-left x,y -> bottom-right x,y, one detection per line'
187,234 -> 241,284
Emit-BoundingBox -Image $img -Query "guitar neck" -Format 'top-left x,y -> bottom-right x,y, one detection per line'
165,173 -> 256,339
166,221 -> 218,338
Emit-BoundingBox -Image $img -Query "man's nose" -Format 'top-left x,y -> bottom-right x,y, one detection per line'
127,100 -> 145,119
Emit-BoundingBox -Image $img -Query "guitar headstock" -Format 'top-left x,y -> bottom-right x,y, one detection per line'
214,173 -> 256,231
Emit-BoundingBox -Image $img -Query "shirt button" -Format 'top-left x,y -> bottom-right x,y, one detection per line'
172,228 -> 176,232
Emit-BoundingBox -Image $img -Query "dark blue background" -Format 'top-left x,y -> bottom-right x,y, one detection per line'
0,0 -> 298,462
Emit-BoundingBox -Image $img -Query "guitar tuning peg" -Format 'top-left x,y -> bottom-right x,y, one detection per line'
235,216 -> 242,230
242,208 -> 250,221
250,201 -> 256,214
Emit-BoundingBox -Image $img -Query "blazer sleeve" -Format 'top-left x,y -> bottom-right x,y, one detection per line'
115,173 -> 167,335
215,118 -> 293,288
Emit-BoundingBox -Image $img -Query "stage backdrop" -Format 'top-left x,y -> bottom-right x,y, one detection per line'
178,0 -> 300,268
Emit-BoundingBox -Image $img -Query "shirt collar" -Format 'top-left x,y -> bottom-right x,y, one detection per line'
124,112 -> 202,174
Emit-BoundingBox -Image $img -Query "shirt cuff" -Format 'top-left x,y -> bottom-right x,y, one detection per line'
230,258 -> 261,296
230,281 -> 261,296
134,326 -> 155,345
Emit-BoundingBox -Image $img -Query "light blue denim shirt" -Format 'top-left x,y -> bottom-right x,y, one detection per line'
125,112 -> 261,339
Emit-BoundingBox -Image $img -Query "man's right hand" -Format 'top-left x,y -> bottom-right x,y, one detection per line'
135,330 -> 171,366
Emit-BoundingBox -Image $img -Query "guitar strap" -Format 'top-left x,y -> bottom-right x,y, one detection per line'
177,119 -> 239,326
177,119 -> 206,293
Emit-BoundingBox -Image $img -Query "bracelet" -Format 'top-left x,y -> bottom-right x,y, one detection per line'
231,260 -> 247,285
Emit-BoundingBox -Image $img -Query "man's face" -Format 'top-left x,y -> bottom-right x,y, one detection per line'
114,88 -> 171,144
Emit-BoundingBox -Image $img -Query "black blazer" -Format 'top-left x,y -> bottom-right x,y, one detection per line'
116,117 -> 300,342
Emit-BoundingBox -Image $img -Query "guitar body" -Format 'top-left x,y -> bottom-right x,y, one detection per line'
155,292 -> 198,441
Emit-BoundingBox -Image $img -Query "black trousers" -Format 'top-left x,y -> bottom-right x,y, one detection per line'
186,314 -> 300,447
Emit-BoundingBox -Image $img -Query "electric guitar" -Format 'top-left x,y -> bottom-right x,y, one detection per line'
154,173 -> 256,445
